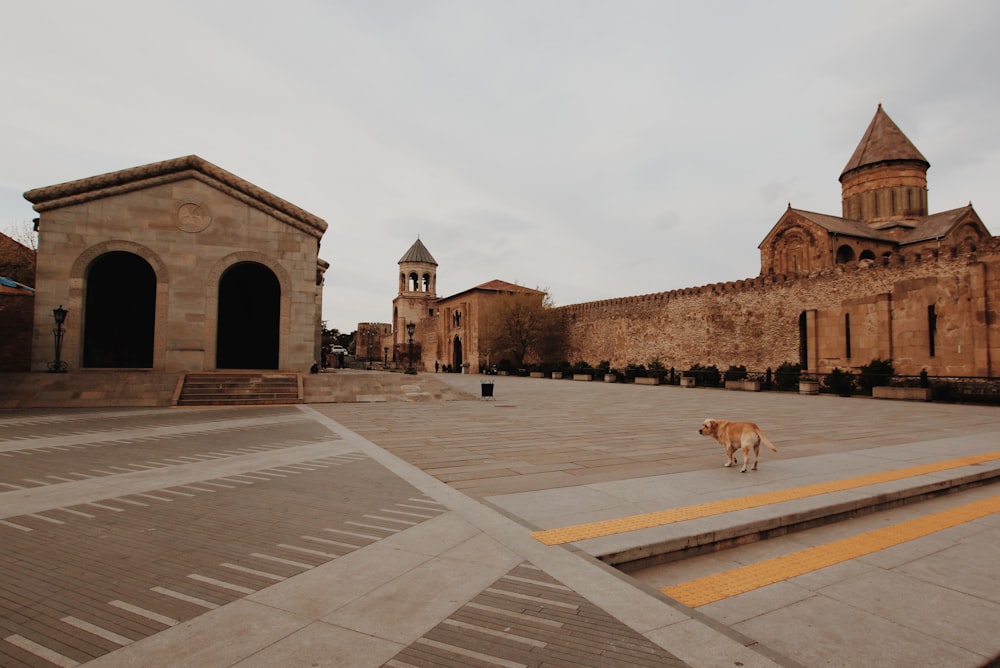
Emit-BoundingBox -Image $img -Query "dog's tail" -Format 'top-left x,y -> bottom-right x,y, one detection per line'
760,433 -> 778,452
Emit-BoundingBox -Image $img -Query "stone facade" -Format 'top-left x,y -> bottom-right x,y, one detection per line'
560,106 -> 998,378
385,239 -> 544,372
24,156 -> 328,373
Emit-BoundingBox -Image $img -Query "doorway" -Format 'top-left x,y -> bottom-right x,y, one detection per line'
216,262 -> 280,369
83,251 -> 156,368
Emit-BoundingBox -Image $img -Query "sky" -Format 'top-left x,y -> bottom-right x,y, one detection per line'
3,1 -> 999,334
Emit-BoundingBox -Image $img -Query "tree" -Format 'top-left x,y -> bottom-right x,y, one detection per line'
483,287 -> 566,368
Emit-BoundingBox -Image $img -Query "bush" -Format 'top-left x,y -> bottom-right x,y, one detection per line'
823,368 -> 855,396
723,365 -> 748,381
773,362 -> 802,391
687,364 -> 721,387
858,358 -> 894,393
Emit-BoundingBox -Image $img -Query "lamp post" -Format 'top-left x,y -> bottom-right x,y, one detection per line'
383,347 -> 389,368
48,305 -> 68,373
405,321 -> 417,375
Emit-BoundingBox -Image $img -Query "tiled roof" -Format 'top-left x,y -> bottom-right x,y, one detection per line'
790,209 -> 897,242
841,105 -> 928,179
24,155 -> 328,239
398,238 -> 437,265
789,205 -> 979,246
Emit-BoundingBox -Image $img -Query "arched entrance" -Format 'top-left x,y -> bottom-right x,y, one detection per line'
452,335 -> 463,372
83,251 -> 156,368
217,262 -> 280,369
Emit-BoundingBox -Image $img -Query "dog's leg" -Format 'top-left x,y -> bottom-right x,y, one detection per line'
740,444 -> 749,473
751,443 -> 760,471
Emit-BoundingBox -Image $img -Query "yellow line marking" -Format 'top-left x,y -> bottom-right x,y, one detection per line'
530,451 -> 1000,545
660,493 -> 1000,607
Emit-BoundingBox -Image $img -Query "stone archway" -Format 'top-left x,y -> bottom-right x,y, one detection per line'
216,262 -> 280,369
83,251 -> 156,368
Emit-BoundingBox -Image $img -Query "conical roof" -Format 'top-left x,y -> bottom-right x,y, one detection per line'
840,104 -> 928,180
398,238 -> 437,265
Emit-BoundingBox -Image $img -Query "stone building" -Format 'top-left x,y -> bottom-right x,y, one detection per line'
561,106 -> 999,378
385,238 -> 544,372
24,156 -> 328,373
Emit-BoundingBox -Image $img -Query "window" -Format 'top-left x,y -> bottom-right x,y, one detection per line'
844,314 -> 852,359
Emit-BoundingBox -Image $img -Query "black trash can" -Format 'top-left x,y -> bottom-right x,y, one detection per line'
481,381 -> 494,399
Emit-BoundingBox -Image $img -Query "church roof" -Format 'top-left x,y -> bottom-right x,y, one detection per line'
398,238 -> 437,265
898,205 -> 979,244
473,279 -> 542,293
780,205 -> 981,246
23,155 -> 328,239
840,104 -> 929,180
788,208 -> 897,242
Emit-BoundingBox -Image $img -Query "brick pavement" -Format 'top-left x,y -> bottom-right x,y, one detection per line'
1,376 -> 999,666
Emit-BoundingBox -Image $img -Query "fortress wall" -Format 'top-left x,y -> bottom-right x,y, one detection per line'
558,239 -> 1000,376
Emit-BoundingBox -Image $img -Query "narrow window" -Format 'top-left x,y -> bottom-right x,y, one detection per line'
798,312 -> 808,368
928,305 -> 937,357
844,314 -> 852,359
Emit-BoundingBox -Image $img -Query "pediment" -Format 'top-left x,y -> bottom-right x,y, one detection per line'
24,155 -> 327,240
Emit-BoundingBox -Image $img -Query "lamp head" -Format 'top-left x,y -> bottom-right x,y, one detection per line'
406,322 -> 416,336
52,305 -> 68,326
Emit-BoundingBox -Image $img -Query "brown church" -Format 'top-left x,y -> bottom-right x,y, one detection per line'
561,105 -> 998,378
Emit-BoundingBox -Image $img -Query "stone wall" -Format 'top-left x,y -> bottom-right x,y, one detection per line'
0,292 -> 33,372
560,238 -> 999,377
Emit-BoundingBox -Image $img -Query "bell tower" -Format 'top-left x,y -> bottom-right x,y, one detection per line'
393,238 -> 438,346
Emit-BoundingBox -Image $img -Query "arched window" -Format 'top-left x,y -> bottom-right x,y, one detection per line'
859,249 -> 876,261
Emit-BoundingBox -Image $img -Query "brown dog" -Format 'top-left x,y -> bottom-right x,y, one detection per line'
698,418 -> 778,472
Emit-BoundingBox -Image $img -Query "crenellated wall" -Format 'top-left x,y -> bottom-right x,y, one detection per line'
559,238 -> 999,377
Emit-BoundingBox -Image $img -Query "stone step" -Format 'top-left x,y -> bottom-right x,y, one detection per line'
176,372 -> 301,406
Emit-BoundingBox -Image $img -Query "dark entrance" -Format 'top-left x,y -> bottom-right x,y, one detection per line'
83,251 -> 156,368
452,335 -> 463,371
217,262 -> 280,369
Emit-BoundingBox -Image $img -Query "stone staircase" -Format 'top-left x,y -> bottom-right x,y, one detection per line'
175,372 -> 302,406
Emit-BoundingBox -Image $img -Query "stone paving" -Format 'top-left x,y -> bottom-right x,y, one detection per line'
0,374 -> 998,666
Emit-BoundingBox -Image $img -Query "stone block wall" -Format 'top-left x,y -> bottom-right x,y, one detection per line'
560,239 -> 999,378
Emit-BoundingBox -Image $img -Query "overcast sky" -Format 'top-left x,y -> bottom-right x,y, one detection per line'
3,1 -> 998,333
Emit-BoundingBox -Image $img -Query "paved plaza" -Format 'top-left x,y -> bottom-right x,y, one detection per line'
1,373 -> 999,667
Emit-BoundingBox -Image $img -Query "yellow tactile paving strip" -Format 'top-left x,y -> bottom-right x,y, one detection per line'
531,451 -> 1000,546
661,493 -> 1000,607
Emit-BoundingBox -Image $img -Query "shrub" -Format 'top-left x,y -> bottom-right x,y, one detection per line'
723,365 -> 748,381
687,363 -> 721,387
858,358 -> 894,392
823,368 -> 855,396
773,362 -> 802,391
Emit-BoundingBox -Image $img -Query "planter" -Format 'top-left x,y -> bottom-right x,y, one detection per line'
872,386 -> 932,401
550,372 -> 563,379
603,374 -> 617,383
725,379 -> 760,392
799,381 -> 820,395
635,376 -> 660,386
529,371 -> 545,378
679,376 -> 696,388
573,373 -> 593,382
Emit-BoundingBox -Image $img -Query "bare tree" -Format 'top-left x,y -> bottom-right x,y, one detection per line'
483,287 -> 566,368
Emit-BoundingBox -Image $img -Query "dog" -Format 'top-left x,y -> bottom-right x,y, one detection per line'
698,418 -> 778,472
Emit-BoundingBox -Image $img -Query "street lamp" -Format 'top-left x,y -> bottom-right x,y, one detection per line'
48,305 -> 68,373
383,347 -> 389,368
405,321 -> 417,375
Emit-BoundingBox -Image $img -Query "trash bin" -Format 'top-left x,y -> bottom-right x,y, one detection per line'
481,381 -> 494,399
